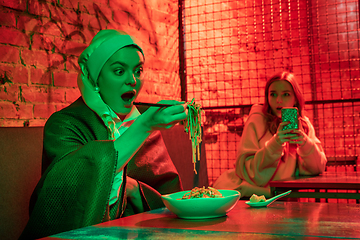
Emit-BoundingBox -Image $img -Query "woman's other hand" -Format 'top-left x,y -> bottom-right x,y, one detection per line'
288,117 -> 308,146
126,176 -> 144,213
275,121 -> 298,145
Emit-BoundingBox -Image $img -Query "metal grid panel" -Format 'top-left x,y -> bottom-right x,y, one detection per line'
183,0 -> 360,185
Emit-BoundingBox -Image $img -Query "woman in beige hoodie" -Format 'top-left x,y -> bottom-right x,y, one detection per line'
213,72 -> 327,198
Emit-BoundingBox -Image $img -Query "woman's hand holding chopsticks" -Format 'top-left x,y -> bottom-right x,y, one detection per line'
137,100 -> 188,131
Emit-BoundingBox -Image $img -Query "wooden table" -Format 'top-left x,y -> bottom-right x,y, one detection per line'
270,172 -> 360,200
40,200 -> 360,239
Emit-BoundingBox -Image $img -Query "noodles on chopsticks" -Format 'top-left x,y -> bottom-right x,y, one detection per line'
184,98 -> 203,174
180,186 -> 223,199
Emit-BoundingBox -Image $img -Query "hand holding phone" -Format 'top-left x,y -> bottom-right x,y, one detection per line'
281,107 -> 299,131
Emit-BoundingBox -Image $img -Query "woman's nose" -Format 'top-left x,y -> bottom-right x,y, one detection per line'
126,73 -> 137,87
276,96 -> 282,103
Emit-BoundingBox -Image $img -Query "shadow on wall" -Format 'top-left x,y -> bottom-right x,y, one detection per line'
24,0 -> 160,79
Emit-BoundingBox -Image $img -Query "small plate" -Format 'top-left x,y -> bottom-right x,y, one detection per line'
161,189 -> 240,219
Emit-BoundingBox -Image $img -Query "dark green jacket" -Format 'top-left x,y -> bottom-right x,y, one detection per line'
20,97 -> 182,239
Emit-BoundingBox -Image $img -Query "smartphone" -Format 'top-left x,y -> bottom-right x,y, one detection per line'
281,107 -> 299,130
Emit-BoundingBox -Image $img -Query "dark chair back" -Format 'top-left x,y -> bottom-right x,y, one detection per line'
0,127 -> 43,240
160,125 -> 209,190
0,125 -> 208,240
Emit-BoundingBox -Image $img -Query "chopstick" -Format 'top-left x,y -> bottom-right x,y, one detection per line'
134,102 -> 174,107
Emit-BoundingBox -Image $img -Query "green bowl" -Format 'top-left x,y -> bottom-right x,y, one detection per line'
161,189 -> 240,219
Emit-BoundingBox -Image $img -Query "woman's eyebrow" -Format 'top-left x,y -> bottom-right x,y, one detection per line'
270,89 -> 291,92
110,61 -> 144,68
110,61 -> 126,67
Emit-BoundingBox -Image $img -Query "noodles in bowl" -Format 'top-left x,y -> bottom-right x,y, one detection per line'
161,187 -> 240,219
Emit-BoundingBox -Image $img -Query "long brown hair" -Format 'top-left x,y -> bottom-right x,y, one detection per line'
260,72 -> 308,140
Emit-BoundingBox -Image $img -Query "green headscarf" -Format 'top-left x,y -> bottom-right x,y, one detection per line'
77,29 -> 144,139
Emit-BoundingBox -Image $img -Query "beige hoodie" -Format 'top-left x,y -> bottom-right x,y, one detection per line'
213,104 -> 327,197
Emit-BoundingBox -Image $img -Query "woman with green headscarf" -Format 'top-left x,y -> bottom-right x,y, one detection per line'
19,29 -> 187,239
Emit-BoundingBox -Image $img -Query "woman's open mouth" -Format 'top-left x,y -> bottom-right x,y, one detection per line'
121,90 -> 136,104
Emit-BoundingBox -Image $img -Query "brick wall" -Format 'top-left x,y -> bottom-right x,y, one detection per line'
0,0 -> 181,127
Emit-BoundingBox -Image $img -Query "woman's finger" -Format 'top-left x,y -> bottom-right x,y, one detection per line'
278,121 -> 289,132
160,104 -> 187,115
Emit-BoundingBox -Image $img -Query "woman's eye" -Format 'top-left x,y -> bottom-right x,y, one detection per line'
135,67 -> 143,76
270,93 -> 276,97
283,93 -> 290,97
114,68 -> 125,76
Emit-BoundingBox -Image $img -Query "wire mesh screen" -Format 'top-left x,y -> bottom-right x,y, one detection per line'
182,0 -> 360,185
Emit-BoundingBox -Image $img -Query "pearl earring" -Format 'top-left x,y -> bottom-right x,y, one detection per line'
94,86 -> 100,92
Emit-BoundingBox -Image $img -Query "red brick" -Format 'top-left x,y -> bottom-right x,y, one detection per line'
109,1 -> 131,15
0,10 -> 16,27
55,103 -> 70,111
81,28 -> 97,43
0,28 -> 29,47
55,39 -> 87,56
30,68 -> 52,85
31,34 -> 55,51
0,45 -> 19,63
136,94 -> 160,104
21,85 -> 66,103
140,44 -> 156,59
96,4 -> 113,22
93,0 -> 109,6
65,55 -> 80,72
151,59 -> 171,71
17,102 -> 33,118
138,4 -> 151,21
0,84 -> 19,102
0,118 -> 28,127
16,15 -> 40,32
37,19 -> 63,36
47,87 -> 67,103
64,88 -> 80,103
28,0 -> 51,18
0,0 -> 26,11
59,0 -> 77,11
80,1 -> 112,21
140,81 -> 153,95
52,36 -> 66,54
0,101 -> 17,118
104,24 -> 120,33
0,101 -> 32,119
21,49 -> 50,68
151,9 -> 176,24
53,71 -> 77,88
128,16 -> 142,30
34,103 -> 56,118
88,16 -> 108,31
0,65 -> 28,84
60,23 -> 82,41
76,13 -> 91,28
111,9 -> 128,26
44,5 -> 63,22
27,118 -> 47,127
49,53 -> 66,70
51,7 -> 78,25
